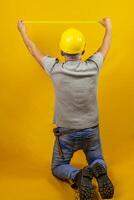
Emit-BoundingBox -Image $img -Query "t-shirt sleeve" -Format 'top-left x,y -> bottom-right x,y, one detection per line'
41,55 -> 59,75
86,52 -> 104,71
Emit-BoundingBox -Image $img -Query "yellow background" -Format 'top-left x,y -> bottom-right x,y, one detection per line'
1,0 -> 134,199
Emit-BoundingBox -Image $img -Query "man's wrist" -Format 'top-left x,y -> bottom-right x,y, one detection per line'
20,30 -> 27,37
105,26 -> 112,32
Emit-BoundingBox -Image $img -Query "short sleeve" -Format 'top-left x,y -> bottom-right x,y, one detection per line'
41,55 -> 59,75
86,52 -> 104,71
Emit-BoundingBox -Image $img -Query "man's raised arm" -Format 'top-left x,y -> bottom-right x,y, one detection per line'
17,19 -> 45,67
97,17 -> 112,59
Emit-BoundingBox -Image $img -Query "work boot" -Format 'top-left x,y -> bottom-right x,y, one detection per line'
92,162 -> 114,199
71,166 -> 96,200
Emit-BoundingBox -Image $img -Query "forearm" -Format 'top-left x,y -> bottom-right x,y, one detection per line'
98,27 -> 112,57
20,31 -> 38,56
18,20 -> 45,66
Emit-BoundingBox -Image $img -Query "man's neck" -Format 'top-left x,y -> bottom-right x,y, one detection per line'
65,57 -> 81,62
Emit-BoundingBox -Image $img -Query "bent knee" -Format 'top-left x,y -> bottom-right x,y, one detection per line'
51,165 -> 59,177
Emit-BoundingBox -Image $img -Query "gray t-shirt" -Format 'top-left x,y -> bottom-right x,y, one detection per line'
41,52 -> 104,129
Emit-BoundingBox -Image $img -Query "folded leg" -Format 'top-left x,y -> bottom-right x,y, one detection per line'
51,134 -> 80,181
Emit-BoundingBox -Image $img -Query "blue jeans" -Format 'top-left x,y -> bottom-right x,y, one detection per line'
51,125 -> 107,181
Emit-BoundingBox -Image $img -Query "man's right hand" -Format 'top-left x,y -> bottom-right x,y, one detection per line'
17,19 -> 27,34
99,18 -> 112,30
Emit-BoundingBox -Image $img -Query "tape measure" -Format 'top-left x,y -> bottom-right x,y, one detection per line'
24,20 -> 99,24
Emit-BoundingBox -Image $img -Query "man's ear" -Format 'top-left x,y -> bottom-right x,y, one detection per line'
82,50 -> 85,55
61,50 -> 64,56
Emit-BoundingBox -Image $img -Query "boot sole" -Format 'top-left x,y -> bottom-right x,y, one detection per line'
79,167 -> 96,200
97,174 -> 114,199
79,183 -> 96,200
92,163 -> 114,199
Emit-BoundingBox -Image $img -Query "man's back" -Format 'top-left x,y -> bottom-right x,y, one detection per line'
41,52 -> 104,129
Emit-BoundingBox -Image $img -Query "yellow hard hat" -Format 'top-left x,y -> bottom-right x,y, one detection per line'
59,28 -> 86,54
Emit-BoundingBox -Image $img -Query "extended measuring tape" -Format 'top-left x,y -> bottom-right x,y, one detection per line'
24,20 -> 99,24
